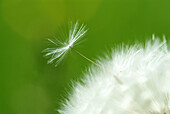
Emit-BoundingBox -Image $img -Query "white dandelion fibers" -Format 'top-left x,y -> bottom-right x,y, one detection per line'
43,22 -> 104,70
58,37 -> 170,114
43,22 -> 89,66
43,22 -> 122,84
69,46 -> 123,84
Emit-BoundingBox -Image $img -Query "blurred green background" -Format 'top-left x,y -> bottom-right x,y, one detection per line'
1,0 -> 170,114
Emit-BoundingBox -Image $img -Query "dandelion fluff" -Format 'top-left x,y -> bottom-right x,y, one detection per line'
58,36 -> 170,114
43,22 -> 87,65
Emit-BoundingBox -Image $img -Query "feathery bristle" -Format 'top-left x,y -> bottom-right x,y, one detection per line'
43,22 -> 87,66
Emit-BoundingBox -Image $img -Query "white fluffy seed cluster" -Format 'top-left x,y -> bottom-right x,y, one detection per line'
58,36 -> 170,114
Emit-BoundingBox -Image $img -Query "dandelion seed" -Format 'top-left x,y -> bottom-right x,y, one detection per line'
43,22 -> 87,66
43,21 -> 106,70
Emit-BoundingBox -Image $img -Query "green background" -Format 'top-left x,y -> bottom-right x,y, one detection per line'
1,0 -> 170,114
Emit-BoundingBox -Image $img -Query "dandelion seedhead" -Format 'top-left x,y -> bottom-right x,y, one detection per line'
43,22 -> 87,66
42,22 -> 170,113
58,35 -> 170,114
